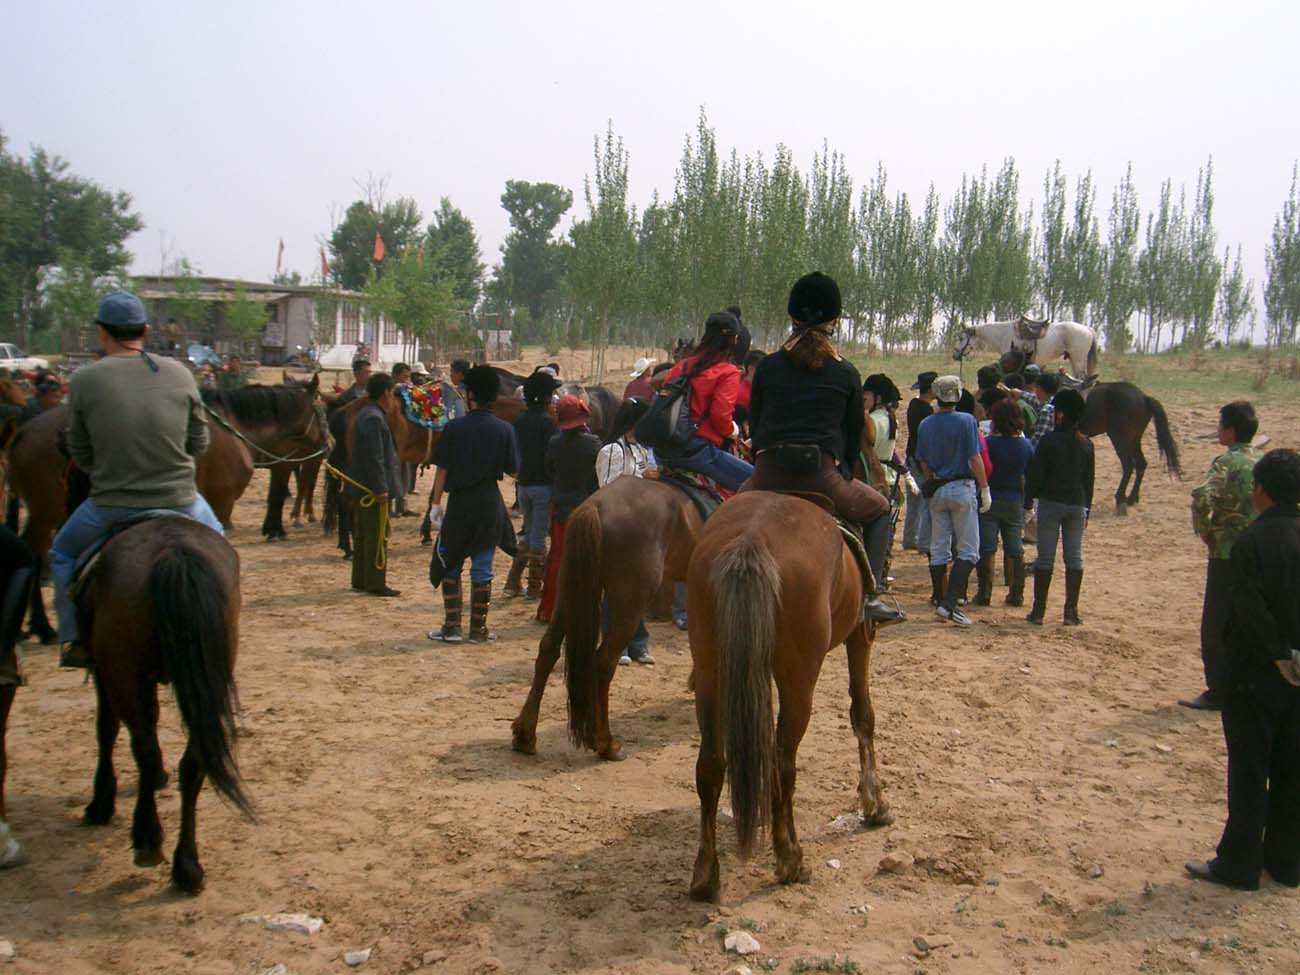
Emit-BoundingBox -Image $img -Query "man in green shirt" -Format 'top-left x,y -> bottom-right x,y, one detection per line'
1183,400 -> 1261,710
49,292 -> 224,667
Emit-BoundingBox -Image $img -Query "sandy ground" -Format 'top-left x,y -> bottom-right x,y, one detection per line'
3,384 -> 1299,975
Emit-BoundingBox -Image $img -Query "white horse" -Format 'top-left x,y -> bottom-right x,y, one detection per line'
953,319 -> 1098,380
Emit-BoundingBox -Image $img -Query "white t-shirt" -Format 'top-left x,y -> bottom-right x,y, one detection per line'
596,438 -> 654,488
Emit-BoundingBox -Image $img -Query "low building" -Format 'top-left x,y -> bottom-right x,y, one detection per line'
132,275 -> 413,369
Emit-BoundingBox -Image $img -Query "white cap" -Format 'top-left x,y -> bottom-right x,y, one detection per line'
629,356 -> 656,378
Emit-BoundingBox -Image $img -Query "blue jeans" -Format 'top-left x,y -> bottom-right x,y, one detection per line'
601,598 -> 650,659
903,457 -> 929,549
979,497 -> 1025,559
51,496 -> 225,642
927,480 -> 979,566
518,484 -> 552,551
660,436 -> 753,491
673,582 -> 688,624
437,543 -> 495,583
1034,499 -> 1086,571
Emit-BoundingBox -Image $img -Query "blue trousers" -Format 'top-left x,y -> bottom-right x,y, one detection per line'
660,436 -> 753,491
903,457 -> 930,549
518,484 -> 552,551
927,480 -> 979,566
51,496 -> 224,643
437,543 -> 495,583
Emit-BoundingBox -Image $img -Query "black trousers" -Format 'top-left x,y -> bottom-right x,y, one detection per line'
1200,558 -> 1232,691
351,502 -> 387,593
1213,668 -> 1300,887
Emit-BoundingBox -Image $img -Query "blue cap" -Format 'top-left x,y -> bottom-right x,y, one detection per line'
95,291 -> 148,329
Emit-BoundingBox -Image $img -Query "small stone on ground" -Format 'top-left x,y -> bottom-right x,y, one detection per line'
724,931 -> 761,955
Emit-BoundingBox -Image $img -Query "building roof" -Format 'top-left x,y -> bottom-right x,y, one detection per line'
133,275 -> 364,301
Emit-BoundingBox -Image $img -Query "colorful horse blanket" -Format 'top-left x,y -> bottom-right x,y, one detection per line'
396,383 -> 448,430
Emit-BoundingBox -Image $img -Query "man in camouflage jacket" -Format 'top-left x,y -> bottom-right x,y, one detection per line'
1183,401 -> 1261,710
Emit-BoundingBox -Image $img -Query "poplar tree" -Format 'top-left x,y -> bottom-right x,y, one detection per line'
1060,171 -> 1103,324
1264,163 -> 1300,347
1184,159 -> 1222,349
1217,244 -> 1254,345
911,186 -> 942,350
1102,164 -> 1142,352
1038,161 -> 1068,318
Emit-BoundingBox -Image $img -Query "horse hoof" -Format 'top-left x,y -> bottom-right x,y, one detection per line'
171,856 -> 205,894
866,807 -> 896,828
689,870 -> 721,903
778,860 -> 811,885
151,769 -> 170,791
510,726 -> 537,756
1115,503 -> 1128,516
599,740 -> 625,762
82,803 -> 114,826
133,847 -> 164,868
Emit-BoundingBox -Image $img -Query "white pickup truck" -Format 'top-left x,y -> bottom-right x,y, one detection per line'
0,343 -> 50,372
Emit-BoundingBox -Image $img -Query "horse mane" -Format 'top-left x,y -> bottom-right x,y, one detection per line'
202,384 -> 311,427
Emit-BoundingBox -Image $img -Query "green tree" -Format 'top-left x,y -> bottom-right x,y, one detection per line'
806,145 -> 856,322
1102,164 -> 1142,352
41,249 -> 130,351
1183,159 -> 1222,349
1217,244 -> 1255,345
0,136 -> 142,347
364,246 -> 457,363
1037,161 -> 1068,318
426,197 -> 484,308
224,285 -> 268,352
1061,170 -> 1104,324
1264,163 -> 1300,346
1137,180 -> 1184,351
328,189 -> 423,290
910,186 -> 942,350
747,146 -> 808,343
167,257 -> 210,339
499,179 -> 574,322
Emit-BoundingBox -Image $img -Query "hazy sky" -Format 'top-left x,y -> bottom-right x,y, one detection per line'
5,0 -> 1298,309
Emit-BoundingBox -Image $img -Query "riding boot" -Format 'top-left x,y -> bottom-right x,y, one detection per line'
524,549 -> 545,600
973,555 -> 994,606
943,559 -> 975,613
1026,568 -> 1052,625
1063,568 -> 1084,626
429,578 -> 464,643
502,547 -> 530,598
928,564 -> 949,607
468,582 -> 497,643
1005,556 -> 1026,607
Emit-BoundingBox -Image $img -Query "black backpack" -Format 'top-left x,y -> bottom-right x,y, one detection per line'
634,367 -> 697,452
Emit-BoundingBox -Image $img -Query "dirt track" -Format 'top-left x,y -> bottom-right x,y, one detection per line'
3,386 -> 1298,975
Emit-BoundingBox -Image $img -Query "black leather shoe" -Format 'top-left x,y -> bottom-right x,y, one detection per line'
1184,861 -> 1258,890
367,587 -> 402,598
1178,690 -> 1222,711
864,598 -> 907,626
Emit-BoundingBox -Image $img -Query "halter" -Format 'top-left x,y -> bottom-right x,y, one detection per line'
202,393 -> 330,468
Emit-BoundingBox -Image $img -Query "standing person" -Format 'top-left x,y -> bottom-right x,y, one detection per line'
915,375 -> 991,626
733,349 -> 766,437
427,366 -> 518,644
623,357 -> 656,401
536,395 -> 601,623
442,358 -> 471,422
217,354 -> 247,395
862,374 -> 905,587
1023,388 -> 1094,625
746,272 -> 904,625
1183,401 -> 1262,710
347,372 -> 402,598
504,371 -> 560,599
1001,372 -> 1039,430
388,362 -> 415,516
391,362 -> 411,384
977,398 -> 1035,606
1029,371 -> 1060,447
653,312 -> 753,491
49,292 -> 223,667
596,398 -> 657,665
1186,448 -> 1300,891
902,371 -> 938,552
326,357 -> 371,558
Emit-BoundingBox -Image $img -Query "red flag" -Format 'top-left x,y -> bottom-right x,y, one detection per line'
276,238 -> 285,275
320,244 -> 330,278
373,232 -> 385,262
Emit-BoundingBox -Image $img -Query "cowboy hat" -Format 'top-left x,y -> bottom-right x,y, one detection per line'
629,356 -> 656,378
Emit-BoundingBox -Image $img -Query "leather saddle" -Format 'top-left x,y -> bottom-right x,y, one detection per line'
68,510 -> 189,600
773,490 -> 877,595
1016,314 -> 1051,341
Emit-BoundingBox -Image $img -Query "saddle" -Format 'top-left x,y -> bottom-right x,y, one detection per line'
772,490 -> 877,595
658,467 -> 724,521
68,510 -> 189,600
1058,372 -> 1100,393
1016,314 -> 1051,342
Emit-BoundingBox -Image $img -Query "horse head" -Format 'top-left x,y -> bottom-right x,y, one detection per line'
952,328 -> 976,362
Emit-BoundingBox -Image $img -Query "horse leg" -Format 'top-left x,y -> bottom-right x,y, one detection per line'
25,551 -> 55,645
263,466 -> 291,541
847,624 -> 894,826
1128,444 -> 1148,507
290,465 -> 305,527
1108,434 -> 1131,515
593,596 -> 648,762
0,683 -> 21,868
690,669 -> 724,903
83,676 -> 119,825
510,621 -> 564,755
170,740 -> 206,894
771,680 -> 815,886
125,690 -> 165,867
144,683 -> 168,791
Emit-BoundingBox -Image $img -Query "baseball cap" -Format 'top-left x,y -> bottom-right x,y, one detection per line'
556,394 -> 590,430
934,375 -> 963,404
910,370 -> 939,391
95,291 -> 147,329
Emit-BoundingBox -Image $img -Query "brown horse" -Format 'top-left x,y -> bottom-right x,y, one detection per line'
683,491 -> 892,902
1079,381 -> 1182,513
6,405 -> 252,643
74,517 -> 251,893
515,475 -> 704,759
201,378 -> 327,540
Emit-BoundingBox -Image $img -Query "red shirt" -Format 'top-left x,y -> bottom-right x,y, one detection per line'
664,354 -> 741,447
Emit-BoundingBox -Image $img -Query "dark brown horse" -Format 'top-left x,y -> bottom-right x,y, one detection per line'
512,475 -> 704,759
6,404 -> 252,643
683,492 -> 892,902
74,517 -> 252,892
201,377 -> 327,540
1079,381 -> 1182,513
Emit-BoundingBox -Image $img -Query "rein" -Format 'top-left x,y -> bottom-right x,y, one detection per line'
321,459 -> 388,571
203,402 -> 330,468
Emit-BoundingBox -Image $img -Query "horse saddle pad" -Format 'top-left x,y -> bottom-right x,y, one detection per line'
68,510 -> 190,599
396,383 -> 448,431
658,468 -> 724,520
1016,315 -> 1051,341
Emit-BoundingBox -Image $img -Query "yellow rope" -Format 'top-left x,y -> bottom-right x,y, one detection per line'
323,460 -> 388,572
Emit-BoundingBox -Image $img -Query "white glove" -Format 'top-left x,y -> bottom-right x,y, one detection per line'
904,471 -> 921,497
428,503 -> 444,529
979,486 -> 992,513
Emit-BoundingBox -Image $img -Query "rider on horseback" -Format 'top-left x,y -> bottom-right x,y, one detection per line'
48,292 -> 224,668
744,272 -> 905,626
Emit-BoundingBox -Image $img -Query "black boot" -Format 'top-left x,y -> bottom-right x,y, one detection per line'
937,559 -> 975,625
928,564 -> 948,607
1026,568 -> 1052,625
468,581 -> 497,643
502,547 -> 529,598
1063,568 -> 1084,626
973,555 -> 994,606
1005,556 -> 1026,607
428,579 -> 464,643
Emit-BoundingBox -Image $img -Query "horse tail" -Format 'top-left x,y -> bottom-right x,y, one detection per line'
1146,395 -> 1182,479
1087,332 -> 1099,375
563,503 -> 605,751
711,534 -> 781,858
151,543 -> 254,818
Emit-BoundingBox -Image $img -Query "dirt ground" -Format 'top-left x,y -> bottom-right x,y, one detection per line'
3,366 -> 1299,975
